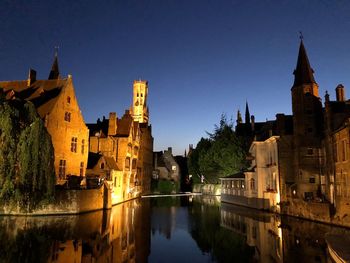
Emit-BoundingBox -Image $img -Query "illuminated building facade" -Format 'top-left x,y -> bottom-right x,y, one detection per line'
0,54 -> 89,183
88,80 -> 153,203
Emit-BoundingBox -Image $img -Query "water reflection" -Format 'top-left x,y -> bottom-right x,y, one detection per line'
0,199 -> 151,263
1,196 -> 350,262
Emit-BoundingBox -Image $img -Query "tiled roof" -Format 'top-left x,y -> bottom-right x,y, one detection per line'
0,79 -> 67,118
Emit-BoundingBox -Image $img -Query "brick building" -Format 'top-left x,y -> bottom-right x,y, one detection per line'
88,80 -> 153,203
0,54 -> 89,184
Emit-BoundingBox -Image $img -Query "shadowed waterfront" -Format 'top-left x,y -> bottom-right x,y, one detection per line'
0,196 -> 349,262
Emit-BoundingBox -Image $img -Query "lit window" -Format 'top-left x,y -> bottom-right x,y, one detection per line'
71,137 -> 77,152
59,160 -> 66,179
64,112 -> 71,122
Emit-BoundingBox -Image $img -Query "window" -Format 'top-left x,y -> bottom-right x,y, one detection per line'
132,159 -> 137,170
101,162 -> 105,169
114,176 -> 117,187
309,177 -> 315,183
137,93 -> 139,97
141,93 -> 143,97
80,162 -> 84,176
71,137 -> 77,152
64,112 -> 71,122
59,160 -> 66,179
134,146 -> 138,156
125,157 -> 130,171
342,140 -> 347,161
67,96 -> 71,104
81,140 -> 85,154
250,178 -> 255,191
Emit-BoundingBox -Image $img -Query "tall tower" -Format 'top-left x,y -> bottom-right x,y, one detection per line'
291,39 -> 323,142
132,80 -> 149,123
291,39 -> 324,199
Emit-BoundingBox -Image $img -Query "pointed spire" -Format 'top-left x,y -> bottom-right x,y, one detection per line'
293,38 -> 316,86
48,47 -> 60,80
245,101 -> 250,124
236,110 -> 242,125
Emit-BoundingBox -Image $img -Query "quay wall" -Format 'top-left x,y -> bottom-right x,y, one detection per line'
193,184 -> 221,195
0,183 -> 112,216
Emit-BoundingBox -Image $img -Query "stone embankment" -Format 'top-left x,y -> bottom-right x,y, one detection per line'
0,184 -> 111,216
193,183 -> 221,196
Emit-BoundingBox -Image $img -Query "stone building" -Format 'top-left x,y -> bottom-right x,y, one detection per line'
0,54 -> 89,184
88,80 -> 153,203
153,147 -> 180,182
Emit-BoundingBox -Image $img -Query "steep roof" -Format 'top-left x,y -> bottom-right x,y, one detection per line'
48,54 -> 60,80
293,40 -> 316,86
0,79 -> 67,118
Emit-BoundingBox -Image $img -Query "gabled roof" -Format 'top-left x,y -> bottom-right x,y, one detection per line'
87,152 -> 120,170
293,40 -> 316,86
0,79 -> 67,118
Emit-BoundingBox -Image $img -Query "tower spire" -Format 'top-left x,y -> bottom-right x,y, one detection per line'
245,101 -> 250,124
48,46 -> 60,80
293,38 -> 315,86
236,109 -> 242,125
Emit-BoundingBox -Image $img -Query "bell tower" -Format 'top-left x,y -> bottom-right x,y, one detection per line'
132,80 -> 149,123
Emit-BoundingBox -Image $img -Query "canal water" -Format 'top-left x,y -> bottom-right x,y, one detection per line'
0,195 -> 349,262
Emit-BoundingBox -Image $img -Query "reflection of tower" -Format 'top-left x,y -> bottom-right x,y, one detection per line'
132,80 -> 149,124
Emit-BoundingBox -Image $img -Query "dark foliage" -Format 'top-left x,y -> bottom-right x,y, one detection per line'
0,95 -> 55,210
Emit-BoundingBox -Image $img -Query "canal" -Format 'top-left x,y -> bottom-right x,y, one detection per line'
0,196 -> 349,262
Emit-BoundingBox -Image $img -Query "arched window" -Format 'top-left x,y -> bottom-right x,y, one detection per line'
101,163 -> 105,169
67,96 -> 71,104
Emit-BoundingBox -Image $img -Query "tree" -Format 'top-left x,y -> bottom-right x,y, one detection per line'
188,114 -> 249,183
0,98 -> 55,210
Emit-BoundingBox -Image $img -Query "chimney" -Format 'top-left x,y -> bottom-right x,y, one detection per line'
336,84 -> 346,102
251,115 -> 255,131
27,68 -> 36,86
108,112 -> 117,136
167,147 -> 172,155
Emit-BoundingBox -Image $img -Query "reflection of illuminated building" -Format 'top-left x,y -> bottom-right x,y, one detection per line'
220,203 -> 283,263
40,199 -> 150,263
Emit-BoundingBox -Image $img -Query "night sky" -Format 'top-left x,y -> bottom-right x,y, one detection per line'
1,0 -> 350,155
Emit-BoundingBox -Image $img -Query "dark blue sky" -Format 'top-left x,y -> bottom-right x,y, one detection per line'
1,0 -> 350,155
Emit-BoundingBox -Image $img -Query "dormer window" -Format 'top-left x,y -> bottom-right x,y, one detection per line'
64,112 -> 71,122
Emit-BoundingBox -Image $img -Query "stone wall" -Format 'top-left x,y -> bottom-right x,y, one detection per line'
281,199 -> 331,223
0,183 -> 112,215
193,184 -> 221,195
